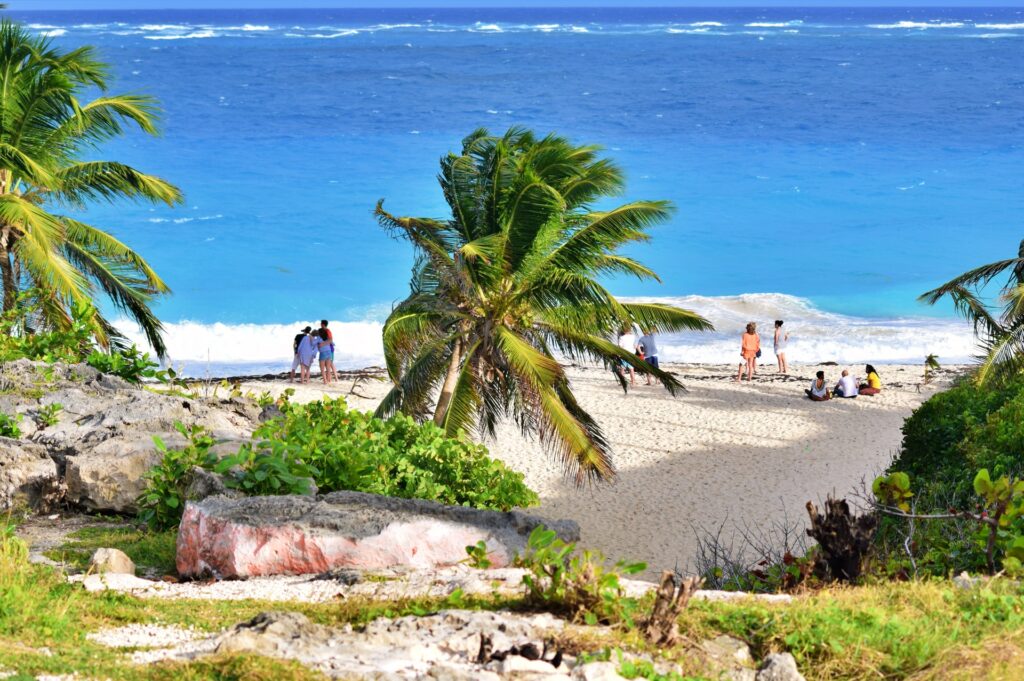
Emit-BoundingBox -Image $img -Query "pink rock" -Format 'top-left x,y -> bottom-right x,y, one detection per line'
176,491 -> 578,579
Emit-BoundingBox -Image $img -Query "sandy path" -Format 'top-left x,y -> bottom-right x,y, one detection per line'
239,363 -> 957,577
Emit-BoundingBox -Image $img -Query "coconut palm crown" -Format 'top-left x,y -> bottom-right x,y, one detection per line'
0,20 -> 182,356
375,127 -> 712,484
920,238 -> 1024,385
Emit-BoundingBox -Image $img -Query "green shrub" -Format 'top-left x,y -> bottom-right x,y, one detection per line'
138,398 -> 538,529
35,403 -> 62,428
86,346 -> 169,384
252,398 -> 538,511
0,413 -> 21,439
137,423 -> 217,530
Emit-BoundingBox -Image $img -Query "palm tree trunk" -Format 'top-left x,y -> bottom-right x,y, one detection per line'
433,338 -> 462,427
0,238 -> 15,315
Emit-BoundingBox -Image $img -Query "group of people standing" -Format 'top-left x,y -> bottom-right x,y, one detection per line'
615,326 -> 660,386
737,320 -> 789,381
290,320 -> 337,384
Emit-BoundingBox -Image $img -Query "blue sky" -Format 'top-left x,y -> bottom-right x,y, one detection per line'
15,1 -> 1024,9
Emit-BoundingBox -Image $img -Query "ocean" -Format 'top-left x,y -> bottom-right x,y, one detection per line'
11,6 -> 1024,375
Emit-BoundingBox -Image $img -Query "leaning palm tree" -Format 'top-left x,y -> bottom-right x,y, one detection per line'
0,20 -> 182,356
375,127 -> 712,484
920,238 -> 1024,384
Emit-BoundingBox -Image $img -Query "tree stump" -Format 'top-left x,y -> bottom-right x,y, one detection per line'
805,497 -> 877,582
642,570 -> 703,645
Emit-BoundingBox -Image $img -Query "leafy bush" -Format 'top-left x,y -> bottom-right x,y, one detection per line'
251,398 -> 538,511
137,423 -> 217,530
35,403 -> 62,428
516,525 -> 646,627
85,346 -> 175,384
0,413 -> 21,439
139,398 -> 538,529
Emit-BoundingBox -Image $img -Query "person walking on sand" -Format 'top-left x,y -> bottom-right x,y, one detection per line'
858,364 -> 882,396
834,369 -> 859,398
315,328 -> 335,385
736,322 -> 760,382
773,320 -> 789,374
289,325 -> 312,382
638,327 -> 660,386
320,319 -> 337,382
805,370 -> 831,401
295,329 -> 318,384
617,326 -> 638,386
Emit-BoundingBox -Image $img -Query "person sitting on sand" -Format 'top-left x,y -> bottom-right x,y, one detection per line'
315,328 -> 335,385
638,328 -> 660,386
859,364 -> 882,396
736,322 -> 760,382
834,369 -> 859,398
616,326 -> 637,386
289,325 -> 312,382
774,319 -> 789,374
295,330 -> 318,384
805,370 -> 831,401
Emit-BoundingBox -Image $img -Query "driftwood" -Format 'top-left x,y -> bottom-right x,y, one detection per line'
642,570 -> 703,645
805,497 -> 877,582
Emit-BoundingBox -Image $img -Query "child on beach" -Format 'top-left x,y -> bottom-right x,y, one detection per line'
773,320 -> 789,374
805,370 -> 831,401
736,322 -> 760,382
858,364 -> 882,395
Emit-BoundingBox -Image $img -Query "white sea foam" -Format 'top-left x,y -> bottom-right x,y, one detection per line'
691,21 -> 724,27
39,29 -> 67,37
968,33 -> 1021,39
975,22 -> 1024,30
27,23 -> 59,29
228,24 -> 271,32
116,294 -> 978,377
534,24 -> 559,32
619,293 -> 976,365
746,21 -> 803,28
145,30 -> 217,40
473,23 -> 503,32
308,30 -> 358,39
868,21 -> 965,29
570,26 -> 589,33
139,24 -> 191,31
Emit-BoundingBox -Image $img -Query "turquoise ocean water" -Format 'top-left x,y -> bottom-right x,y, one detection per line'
11,7 -> 1024,374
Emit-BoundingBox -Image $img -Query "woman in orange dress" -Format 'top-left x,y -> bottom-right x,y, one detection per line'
736,322 -> 760,382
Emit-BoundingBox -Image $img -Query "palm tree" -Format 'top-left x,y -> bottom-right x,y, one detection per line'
375,127 -> 712,484
920,239 -> 1024,384
0,20 -> 182,356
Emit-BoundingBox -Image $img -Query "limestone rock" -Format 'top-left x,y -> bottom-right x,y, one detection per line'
0,437 -> 59,511
176,491 -> 579,579
571,662 -> 628,680
65,435 -> 175,513
79,572 -> 164,593
89,547 -> 136,575
702,635 -> 753,667
756,653 -> 806,681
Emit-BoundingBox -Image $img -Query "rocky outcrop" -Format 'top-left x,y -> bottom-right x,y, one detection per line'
176,491 -> 580,579
0,359 -> 258,513
89,547 -> 136,575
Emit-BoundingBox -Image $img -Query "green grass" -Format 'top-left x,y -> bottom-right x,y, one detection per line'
6,524 -> 1024,680
43,526 -> 178,575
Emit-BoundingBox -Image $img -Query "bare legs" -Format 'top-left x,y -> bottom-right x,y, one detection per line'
736,356 -> 756,381
777,352 -> 788,374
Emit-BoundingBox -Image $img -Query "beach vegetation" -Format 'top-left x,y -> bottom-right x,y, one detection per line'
0,20 -> 182,357
139,398 -> 537,529
34,401 -> 62,428
0,412 -> 20,438
375,127 -> 712,484
921,238 -> 1024,385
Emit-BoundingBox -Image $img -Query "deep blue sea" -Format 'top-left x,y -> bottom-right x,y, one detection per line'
10,7 -> 1024,373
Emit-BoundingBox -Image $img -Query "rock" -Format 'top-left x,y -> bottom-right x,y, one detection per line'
258,404 -> 283,422
571,661 -> 628,680
78,572 -> 164,593
216,611 -> 334,656
65,435 -> 176,513
702,635 -> 753,667
89,547 -> 136,575
176,491 -> 579,579
953,571 -> 982,590
756,653 -> 806,681
0,438 -> 60,511
184,466 -> 235,502
498,655 -> 563,676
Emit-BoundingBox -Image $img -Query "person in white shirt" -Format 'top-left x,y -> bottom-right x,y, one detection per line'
638,329 -> 659,386
617,328 -> 637,386
805,370 -> 831,401
834,369 -> 859,398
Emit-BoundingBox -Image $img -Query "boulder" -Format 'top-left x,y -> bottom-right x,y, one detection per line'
572,662 -> 628,681
756,653 -> 806,681
0,437 -> 60,511
90,547 -> 136,575
176,491 -> 580,579
65,435 -> 178,513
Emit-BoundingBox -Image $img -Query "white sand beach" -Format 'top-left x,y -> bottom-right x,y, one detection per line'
239,362 -> 961,577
